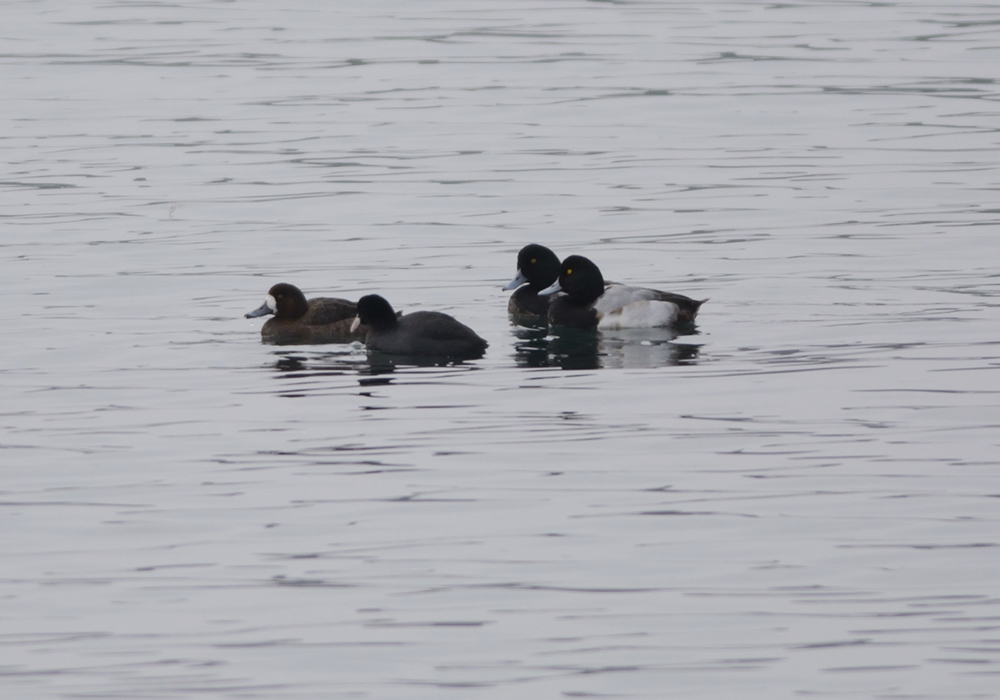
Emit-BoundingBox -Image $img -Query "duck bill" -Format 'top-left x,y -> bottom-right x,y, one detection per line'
537,280 -> 562,296
502,270 -> 528,291
245,295 -> 276,318
350,316 -> 362,333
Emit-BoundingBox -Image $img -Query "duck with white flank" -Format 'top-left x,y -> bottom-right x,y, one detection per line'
539,255 -> 706,330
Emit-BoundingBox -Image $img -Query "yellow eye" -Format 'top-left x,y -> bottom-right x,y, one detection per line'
566,269 -> 573,275
530,258 -> 536,264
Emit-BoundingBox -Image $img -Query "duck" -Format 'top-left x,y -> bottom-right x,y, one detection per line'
502,244 -> 562,318
539,255 -> 706,330
351,294 -> 488,359
245,282 -> 366,345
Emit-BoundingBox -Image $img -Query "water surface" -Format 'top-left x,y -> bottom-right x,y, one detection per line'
2,2 -> 999,698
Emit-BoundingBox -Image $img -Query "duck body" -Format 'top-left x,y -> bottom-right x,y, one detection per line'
540,255 -> 706,330
503,244 -> 562,319
246,283 -> 366,345
352,294 -> 488,359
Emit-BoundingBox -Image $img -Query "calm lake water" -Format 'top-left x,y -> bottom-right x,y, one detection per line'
3,1 -> 1000,698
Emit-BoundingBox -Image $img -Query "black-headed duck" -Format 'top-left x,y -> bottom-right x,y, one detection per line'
351,294 -> 487,359
539,255 -> 706,330
502,244 -> 562,318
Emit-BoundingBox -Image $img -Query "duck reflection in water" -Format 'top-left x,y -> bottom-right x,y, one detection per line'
267,350 -> 365,377
273,353 -> 307,373
513,325 -> 700,370
264,347 -> 479,383
360,350 -> 484,375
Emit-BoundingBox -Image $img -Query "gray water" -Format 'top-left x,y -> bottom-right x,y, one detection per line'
3,1 -> 1000,698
